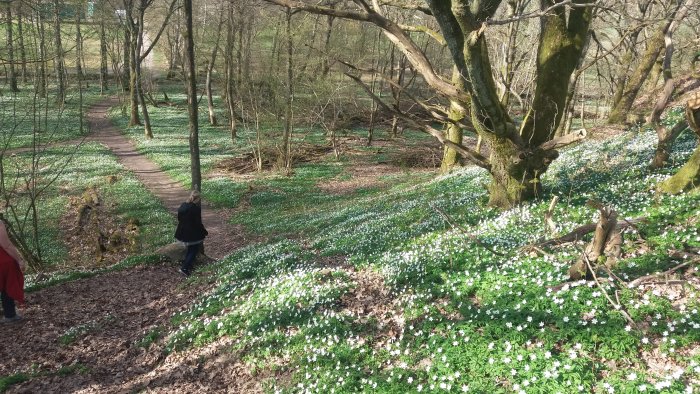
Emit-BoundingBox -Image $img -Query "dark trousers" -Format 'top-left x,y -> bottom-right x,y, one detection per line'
181,244 -> 200,273
1,291 -> 16,319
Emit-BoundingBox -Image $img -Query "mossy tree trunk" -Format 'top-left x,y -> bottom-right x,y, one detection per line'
264,0 -> 593,209
441,67 -> 468,173
659,99 -> 700,193
659,148 -> 700,193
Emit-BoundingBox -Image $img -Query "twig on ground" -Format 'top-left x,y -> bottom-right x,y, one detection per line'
583,254 -> 637,327
544,195 -> 559,237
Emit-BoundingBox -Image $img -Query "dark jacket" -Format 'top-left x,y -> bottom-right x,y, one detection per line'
175,202 -> 208,242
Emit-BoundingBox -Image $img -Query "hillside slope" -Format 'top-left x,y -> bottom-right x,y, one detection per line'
165,110 -> 700,393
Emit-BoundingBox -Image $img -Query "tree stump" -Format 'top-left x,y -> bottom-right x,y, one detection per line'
569,202 -> 623,280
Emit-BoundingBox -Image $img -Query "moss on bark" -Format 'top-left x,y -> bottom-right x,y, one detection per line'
659,146 -> 700,194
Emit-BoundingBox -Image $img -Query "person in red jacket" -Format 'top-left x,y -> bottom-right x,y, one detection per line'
174,190 -> 208,277
0,220 -> 26,323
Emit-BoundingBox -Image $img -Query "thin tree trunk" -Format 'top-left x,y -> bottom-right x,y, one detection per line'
184,0 -> 201,190
501,0 -> 523,109
321,15 -> 334,77
17,2 -> 28,84
6,3 -> 20,92
609,1 -> 651,110
136,7 -> 152,137
206,10 -> 224,127
123,25 -> 131,92
650,0 -> 694,168
99,11 -> 109,92
75,0 -> 84,83
36,8 -> 47,98
281,7 -> 294,173
225,2 -> 237,139
441,66 -> 467,172
53,0 -> 66,104
126,6 -> 141,127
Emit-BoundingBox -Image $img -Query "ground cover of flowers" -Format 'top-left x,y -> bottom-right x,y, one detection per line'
166,109 -> 699,393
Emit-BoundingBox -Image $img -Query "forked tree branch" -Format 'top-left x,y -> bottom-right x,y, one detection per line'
261,0 -> 467,102
344,73 -> 491,170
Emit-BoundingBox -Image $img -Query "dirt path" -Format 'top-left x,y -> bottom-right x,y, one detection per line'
85,98 -> 246,260
1,98 -> 258,393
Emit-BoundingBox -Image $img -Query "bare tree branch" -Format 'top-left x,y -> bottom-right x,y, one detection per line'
261,0 -> 467,102
344,72 -> 491,170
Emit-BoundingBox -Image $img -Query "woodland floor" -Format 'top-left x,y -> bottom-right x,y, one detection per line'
1,98 -> 259,393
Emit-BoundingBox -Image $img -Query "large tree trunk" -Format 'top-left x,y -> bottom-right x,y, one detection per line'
486,136 -> 555,207
184,0 -> 201,190
264,0 -> 591,209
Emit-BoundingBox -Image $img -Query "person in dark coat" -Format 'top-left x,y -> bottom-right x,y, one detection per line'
0,220 -> 26,323
175,191 -> 208,276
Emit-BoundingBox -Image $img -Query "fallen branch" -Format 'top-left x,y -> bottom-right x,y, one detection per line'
431,205 -> 504,256
539,128 -> 587,151
530,217 -> 646,249
628,256 -> 699,289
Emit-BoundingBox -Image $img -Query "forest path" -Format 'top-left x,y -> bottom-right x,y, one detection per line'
0,98 -> 258,393
84,98 -> 247,259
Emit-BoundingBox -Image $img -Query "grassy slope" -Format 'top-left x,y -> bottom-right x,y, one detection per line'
1,89 -> 174,276
0,86 -> 103,149
158,107 -> 699,393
